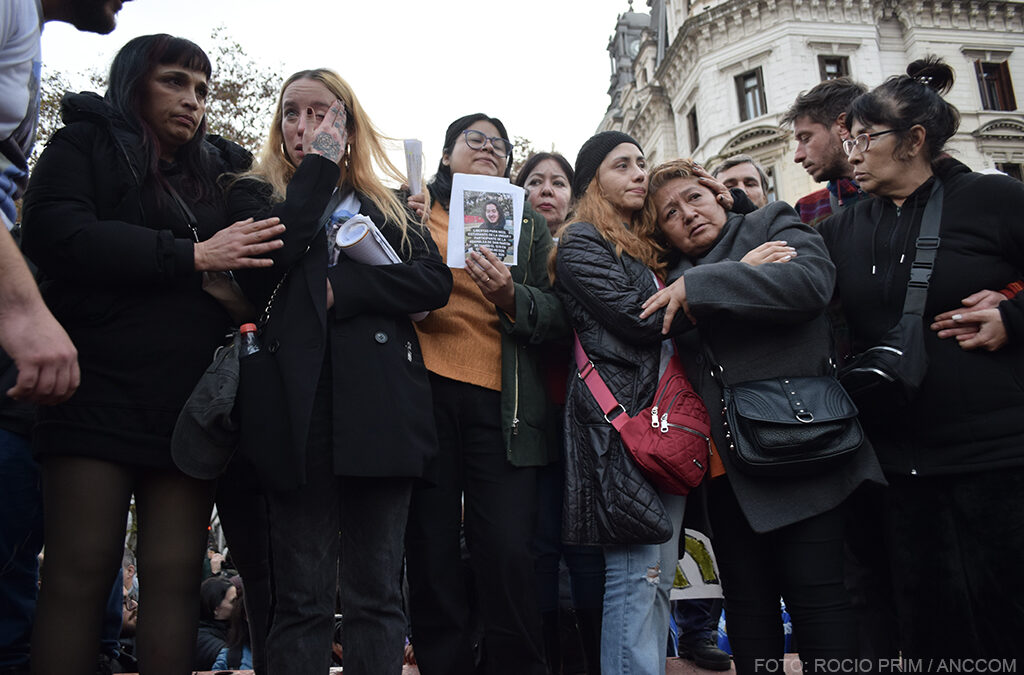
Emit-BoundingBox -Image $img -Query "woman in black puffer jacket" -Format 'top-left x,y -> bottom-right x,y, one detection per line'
553,132 -> 698,675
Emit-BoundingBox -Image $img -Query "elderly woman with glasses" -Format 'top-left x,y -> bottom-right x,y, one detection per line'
819,56 -> 1024,660
403,113 -> 568,675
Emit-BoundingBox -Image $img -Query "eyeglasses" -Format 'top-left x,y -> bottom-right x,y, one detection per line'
461,129 -> 512,157
843,128 -> 905,156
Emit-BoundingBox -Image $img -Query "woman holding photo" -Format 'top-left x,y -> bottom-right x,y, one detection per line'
404,113 -> 567,675
226,68 -> 451,675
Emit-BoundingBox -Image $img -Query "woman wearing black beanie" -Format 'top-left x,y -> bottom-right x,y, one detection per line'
552,131 -> 693,675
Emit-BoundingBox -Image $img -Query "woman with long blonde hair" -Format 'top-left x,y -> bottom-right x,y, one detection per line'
226,68 -> 452,674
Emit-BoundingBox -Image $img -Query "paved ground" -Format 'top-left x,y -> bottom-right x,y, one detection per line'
190,654 -> 806,673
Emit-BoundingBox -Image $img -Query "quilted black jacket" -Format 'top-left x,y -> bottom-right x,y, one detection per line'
554,222 -> 694,546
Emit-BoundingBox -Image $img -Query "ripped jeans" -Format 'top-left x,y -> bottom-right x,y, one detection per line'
600,490 -> 686,675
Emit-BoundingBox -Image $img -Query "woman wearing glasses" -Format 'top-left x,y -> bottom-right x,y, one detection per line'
819,57 -> 1024,659
404,113 -> 567,675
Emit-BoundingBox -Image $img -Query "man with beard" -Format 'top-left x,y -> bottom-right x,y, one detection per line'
1,2 -> 130,673
781,78 -> 867,227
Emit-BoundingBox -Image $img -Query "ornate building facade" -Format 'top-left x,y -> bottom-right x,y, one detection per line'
599,0 -> 1024,203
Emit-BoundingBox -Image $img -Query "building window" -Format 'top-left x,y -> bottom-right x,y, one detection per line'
735,68 -> 767,121
687,107 -> 700,152
763,164 -> 777,203
976,61 -> 1017,111
996,162 -> 1023,181
818,55 -> 849,81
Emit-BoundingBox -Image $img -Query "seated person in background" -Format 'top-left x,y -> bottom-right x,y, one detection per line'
194,576 -> 235,671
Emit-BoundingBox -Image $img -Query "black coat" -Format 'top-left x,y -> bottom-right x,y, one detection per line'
554,221 -> 692,546
21,92 -> 250,467
193,618 -> 227,670
227,156 -> 452,482
820,157 -> 1024,475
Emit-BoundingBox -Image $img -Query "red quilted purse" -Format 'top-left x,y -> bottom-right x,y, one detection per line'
573,333 -> 710,495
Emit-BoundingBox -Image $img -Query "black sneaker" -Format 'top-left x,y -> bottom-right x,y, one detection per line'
678,636 -> 732,671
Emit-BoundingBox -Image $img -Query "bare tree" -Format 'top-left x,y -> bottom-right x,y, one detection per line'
205,26 -> 282,155
30,27 -> 283,167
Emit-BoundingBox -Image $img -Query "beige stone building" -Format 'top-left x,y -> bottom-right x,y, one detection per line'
600,0 -> 1024,203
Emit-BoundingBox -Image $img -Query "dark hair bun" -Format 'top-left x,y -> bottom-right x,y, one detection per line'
907,56 -> 955,95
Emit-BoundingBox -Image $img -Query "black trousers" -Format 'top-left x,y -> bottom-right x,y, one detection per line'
263,360 -> 413,675
708,478 -> 857,675
405,375 -> 546,675
886,467 -> 1024,662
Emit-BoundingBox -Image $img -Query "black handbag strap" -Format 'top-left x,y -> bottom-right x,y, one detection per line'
260,188 -> 346,328
163,181 -> 202,242
901,179 -> 944,317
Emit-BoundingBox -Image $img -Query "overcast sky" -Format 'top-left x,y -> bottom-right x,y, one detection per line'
40,0 -> 638,175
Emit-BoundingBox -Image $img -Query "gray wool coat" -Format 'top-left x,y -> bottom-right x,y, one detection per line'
670,201 -> 885,533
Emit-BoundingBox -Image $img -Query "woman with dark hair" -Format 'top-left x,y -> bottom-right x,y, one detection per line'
466,198 -> 513,261
819,56 -> 1024,659
21,34 -> 282,675
481,199 -> 508,230
514,152 -> 604,675
211,578 -> 253,670
194,576 -> 235,670
515,152 -> 575,236
403,113 -> 567,675
226,69 -> 451,675
637,158 -> 883,674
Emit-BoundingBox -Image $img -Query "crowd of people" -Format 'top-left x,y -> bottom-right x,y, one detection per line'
2,2 -> 1024,675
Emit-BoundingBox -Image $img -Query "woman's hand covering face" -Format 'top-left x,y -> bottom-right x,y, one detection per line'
305,100 -> 349,165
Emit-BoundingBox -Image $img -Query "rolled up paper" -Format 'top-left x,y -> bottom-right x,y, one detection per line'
337,215 -> 428,321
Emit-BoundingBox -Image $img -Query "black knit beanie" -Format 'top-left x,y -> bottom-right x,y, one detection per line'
572,131 -> 643,199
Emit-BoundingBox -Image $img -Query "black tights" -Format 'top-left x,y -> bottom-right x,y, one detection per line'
31,456 -> 214,675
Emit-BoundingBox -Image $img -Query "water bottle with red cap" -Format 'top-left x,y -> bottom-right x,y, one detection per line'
239,323 -> 261,357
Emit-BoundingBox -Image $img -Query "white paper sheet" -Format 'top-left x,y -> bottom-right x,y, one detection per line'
447,173 -> 524,269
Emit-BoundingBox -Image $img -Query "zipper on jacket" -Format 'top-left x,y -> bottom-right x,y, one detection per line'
512,345 -> 520,438
510,215 -> 536,447
405,341 -> 413,362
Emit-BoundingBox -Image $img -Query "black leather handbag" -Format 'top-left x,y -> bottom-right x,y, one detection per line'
722,375 -> 864,477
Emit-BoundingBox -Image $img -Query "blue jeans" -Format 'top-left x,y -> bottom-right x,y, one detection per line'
600,490 -> 686,675
0,429 -> 43,669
